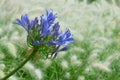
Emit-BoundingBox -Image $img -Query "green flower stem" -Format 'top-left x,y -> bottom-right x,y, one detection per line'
0,49 -> 37,80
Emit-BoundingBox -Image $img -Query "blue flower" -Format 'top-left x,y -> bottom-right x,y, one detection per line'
15,9 -> 75,59
15,14 -> 38,33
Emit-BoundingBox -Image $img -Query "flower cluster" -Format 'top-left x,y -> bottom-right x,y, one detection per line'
15,9 -> 74,58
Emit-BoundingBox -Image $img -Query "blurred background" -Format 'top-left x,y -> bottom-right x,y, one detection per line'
0,0 -> 120,80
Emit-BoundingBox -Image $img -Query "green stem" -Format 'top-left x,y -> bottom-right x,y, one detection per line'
0,49 -> 37,80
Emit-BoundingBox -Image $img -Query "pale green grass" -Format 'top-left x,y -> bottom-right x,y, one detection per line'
0,0 -> 120,80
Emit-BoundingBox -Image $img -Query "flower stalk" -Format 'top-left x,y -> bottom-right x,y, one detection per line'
0,49 -> 37,80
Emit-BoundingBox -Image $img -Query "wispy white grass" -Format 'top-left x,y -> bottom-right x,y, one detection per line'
7,42 -> 17,58
9,76 -> 18,80
71,55 -> 82,65
24,62 -> 43,80
61,60 -> 69,69
0,70 -> 5,78
64,72 -> 70,79
92,62 -> 111,72
0,64 -> 5,70
77,76 -> 85,80
43,59 -> 52,68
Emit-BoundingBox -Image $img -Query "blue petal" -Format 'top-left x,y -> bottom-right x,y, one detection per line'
30,17 -> 38,30
24,14 -> 29,24
15,19 -> 22,26
53,22 -> 60,31
41,15 -> 52,36
21,15 -> 27,28
47,41 -> 57,45
66,38 -> 75,42
46,9 -> 57,25
36,41 -> 41,45
59,46 -> 70,51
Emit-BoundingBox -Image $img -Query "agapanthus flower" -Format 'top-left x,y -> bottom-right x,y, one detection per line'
15,9 -> 74,60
